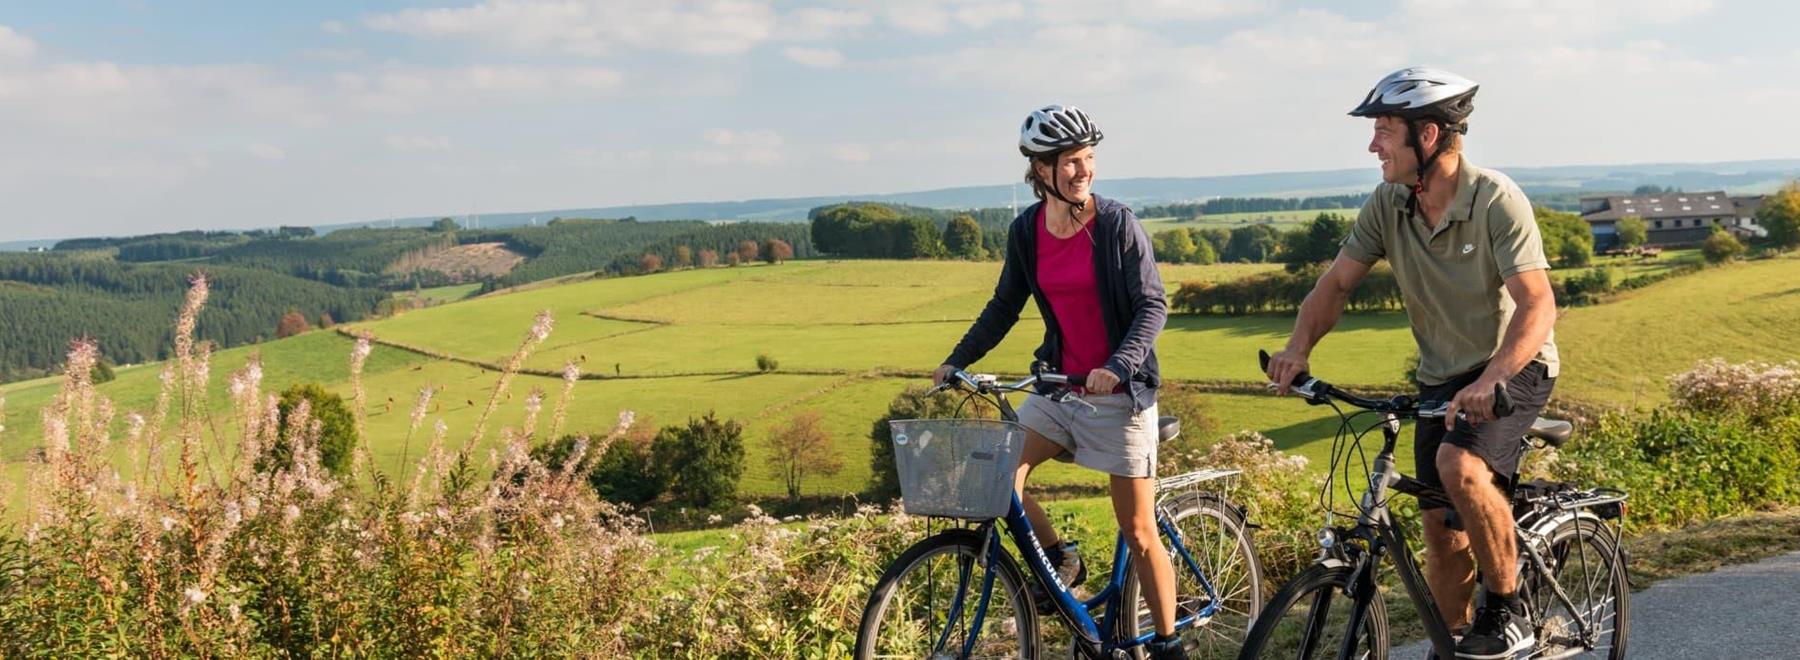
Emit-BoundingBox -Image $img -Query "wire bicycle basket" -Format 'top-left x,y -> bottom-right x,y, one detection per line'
889,418 -> 1028,520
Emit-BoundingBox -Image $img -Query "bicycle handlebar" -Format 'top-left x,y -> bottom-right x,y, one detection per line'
929,361 -> 1086,397
1258,349 -> 1514,420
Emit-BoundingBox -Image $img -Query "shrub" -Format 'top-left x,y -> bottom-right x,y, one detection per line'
756,353 -> 780,372
533,425 -> 665,506
271,382 -> 359,475
767,411 -> 843,500
1555,266 -> 1618,306
1701,228 -> 1745,264
1551,410 -> 1800,529
651,413 -> 746,509
1668,358 -> 1800,421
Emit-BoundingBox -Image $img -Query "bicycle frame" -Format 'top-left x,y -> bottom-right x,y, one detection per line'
1309,413 -> 1619,659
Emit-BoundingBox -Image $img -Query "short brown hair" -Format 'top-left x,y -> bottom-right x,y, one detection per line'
1413,119 -> 1464,154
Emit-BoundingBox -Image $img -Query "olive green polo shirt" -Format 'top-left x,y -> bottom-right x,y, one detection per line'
1339,158 -> 1560,386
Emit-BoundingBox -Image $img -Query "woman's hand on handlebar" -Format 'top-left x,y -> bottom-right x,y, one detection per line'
931,364 -> 959,388
1084,368 -> 1119,393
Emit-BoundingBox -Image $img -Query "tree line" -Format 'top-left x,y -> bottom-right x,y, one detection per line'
0,254 -> 385,381
809,203 -> 1001,260
473,218 -> 815,290
1138,193 -> 1370,219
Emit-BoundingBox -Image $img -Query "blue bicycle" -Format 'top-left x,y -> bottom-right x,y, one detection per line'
854,367 -> 1264,659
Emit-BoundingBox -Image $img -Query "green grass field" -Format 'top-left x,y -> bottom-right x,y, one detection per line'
1547,248 -> 1702,283
1555,254 -> 1800,406
7,254 -> 1799,512
392,283 -> 483,304
1142,208 -> 1357,234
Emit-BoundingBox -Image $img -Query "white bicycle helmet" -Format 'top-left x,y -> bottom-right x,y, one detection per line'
1018,105 -> 1103,158
1348,67 -> 1478,128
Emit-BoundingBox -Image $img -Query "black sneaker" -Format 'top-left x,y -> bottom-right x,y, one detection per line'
1030,540 -> 1087,614
1455,598 -> 1533,659
1145,633 -> 1188,660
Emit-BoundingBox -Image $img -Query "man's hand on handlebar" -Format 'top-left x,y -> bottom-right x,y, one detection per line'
1446,376 -> 1507,429
1264,349 -> 1310,396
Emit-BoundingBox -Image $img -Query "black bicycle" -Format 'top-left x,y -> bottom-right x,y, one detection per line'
1238,352 -> 1629,659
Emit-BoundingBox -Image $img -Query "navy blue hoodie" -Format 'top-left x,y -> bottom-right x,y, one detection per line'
943,195 -> 1166,412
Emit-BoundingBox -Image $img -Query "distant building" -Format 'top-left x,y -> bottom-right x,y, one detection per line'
1581,191 -> 1764,250
25,246 -> 48,253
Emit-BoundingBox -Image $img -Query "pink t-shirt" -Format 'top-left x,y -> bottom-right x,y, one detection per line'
1035,207 -> 1116,393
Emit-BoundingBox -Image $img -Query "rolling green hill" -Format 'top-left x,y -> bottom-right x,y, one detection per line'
5,255 -> 1798,513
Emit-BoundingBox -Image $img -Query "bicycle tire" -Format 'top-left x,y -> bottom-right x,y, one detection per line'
1117,493 -> 1265,660
855,528 -> 1040,659
1237,563 -> 1388,660
1522,515 -> 1628,660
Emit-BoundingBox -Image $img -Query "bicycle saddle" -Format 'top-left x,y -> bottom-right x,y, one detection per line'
1158,416 -> 1180,443
1526,418 -> 1572,447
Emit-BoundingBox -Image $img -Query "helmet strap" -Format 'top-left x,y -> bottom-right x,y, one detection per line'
1404,120 -> 1452,218
1039,158 -> 1093,243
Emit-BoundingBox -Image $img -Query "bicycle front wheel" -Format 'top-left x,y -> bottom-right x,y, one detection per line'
1523,515 -> 1629,660
1118,493 -> 1265,660
1237,563 -> 1388,660
855,528 -> 1039,659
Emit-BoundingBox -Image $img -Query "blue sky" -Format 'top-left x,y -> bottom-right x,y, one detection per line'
3,0 -> 1798,240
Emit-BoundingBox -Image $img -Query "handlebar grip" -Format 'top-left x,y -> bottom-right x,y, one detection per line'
1065,372 -> 1087,388
1257,349 -> 1312,389
1492,382 -> 1514,418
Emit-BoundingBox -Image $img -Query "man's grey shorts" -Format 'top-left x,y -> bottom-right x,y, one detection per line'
1016,393 -> 1159,478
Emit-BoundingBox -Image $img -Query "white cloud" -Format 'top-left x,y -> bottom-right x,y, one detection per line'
783,46 -> 844,68
246,143 -> 286,160
298,48 -> 364,63
883,2 -> 953,35
783,7 -> 871,40
0,25 -> 37,60
332,65 -> 623,114
910,22 -> 1177,93
705,128 -> 782,148
1395,0 -> 1715,49
1034,0 -> 1269,23
831,143 -> 872,162
0,61 -> 322,136
1512,39 -> 1710,78
692,128 -> 783,164
954,2 -> 1023,28
320,20 -> 349,35
364,0 -> 778,56
385,135 -> 452,151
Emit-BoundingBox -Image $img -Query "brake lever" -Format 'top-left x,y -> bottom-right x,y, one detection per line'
1049,389 -> 1100,415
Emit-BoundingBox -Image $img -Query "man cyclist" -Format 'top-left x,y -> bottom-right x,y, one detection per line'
1264,67 -> 1559,660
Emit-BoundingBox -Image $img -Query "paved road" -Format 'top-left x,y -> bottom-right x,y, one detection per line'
1394,550 -> 1800,658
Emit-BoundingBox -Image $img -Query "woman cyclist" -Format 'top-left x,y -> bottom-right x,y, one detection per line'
933,104 -> 1184,659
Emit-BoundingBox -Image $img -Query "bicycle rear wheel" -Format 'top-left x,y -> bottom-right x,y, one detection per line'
1237,563 -> 1387,660
1118,493 -> 1264,660
1523,515 -> 1628,659
855,528 -> 1039,659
